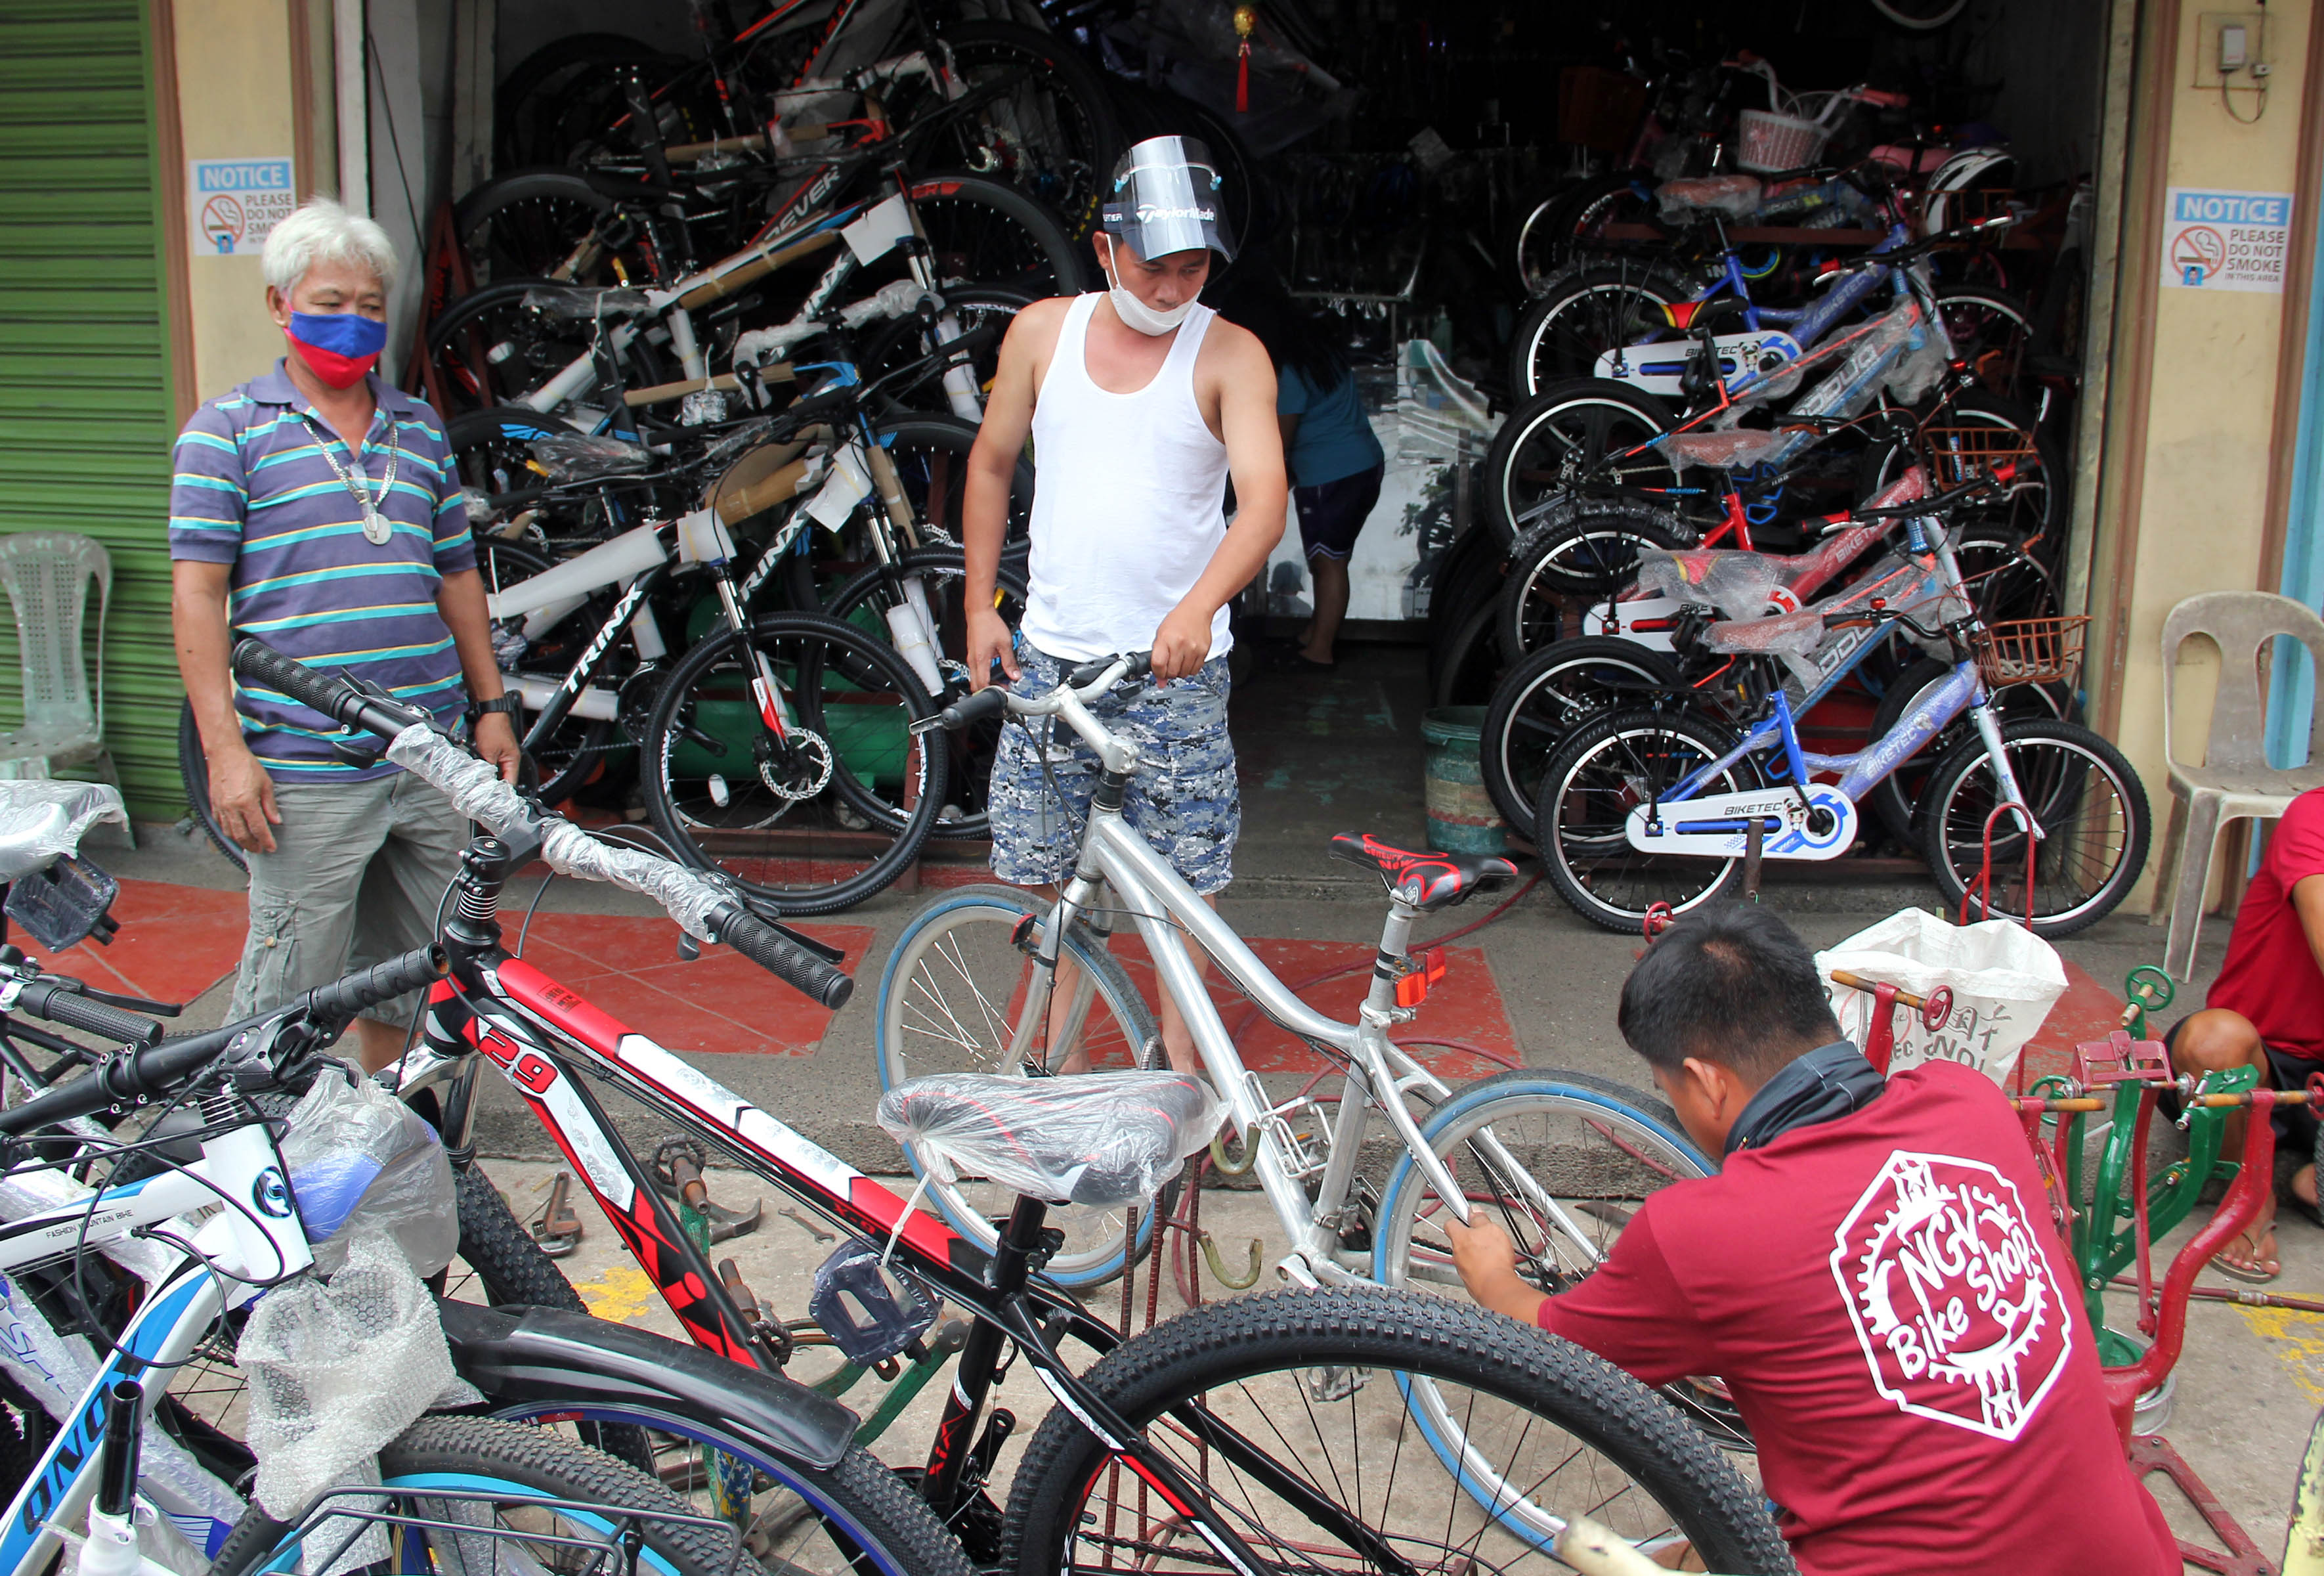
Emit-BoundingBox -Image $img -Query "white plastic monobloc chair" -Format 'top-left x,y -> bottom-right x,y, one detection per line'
2150,590 -> 2324,978
0,533 -> 135,846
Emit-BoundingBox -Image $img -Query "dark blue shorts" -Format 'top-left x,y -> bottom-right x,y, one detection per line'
1294,464 -> 1385,562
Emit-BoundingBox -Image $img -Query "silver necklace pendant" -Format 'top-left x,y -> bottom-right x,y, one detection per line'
361,508 -> 391,545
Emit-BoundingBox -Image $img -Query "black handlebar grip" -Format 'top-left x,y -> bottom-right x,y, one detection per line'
939,687 -> 1010,731
712,908 -> 853,1010
11,982 -> 163,1047
302,945 -> 450,1025
232,638 -> 353,720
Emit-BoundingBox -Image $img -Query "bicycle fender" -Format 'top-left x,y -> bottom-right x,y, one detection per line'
439,1300 -> 856,1470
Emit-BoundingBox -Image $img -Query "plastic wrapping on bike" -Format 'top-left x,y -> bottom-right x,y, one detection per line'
1703,605 -> 1827,659
1654,427 -> 1798,475
1656,174 -> 1762,223
878,1072 -> 1226,1209
518,284 -> 654,320
1636,550 -> 1792,621
278,1068 -> 461,1277
528,433 -> 651,482
388,725 -> 728,936
0,781 -> 127,883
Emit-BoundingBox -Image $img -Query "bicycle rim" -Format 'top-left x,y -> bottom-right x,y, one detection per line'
1538,712 -> 1748,930
1482,640 -> 1680,838
874,888 -> 1167,1286
1925,723 -> 2147,935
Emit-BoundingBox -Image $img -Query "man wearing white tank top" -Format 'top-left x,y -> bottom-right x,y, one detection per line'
961,137 -> 1287,1076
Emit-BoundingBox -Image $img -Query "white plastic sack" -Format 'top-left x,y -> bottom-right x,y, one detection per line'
237,1232 -> 481,1518
278,1072 -> 460,1278
1815,908 -> 2069,1086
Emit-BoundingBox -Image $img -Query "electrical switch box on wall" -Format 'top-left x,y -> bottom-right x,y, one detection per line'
2191,12 -> 2269,91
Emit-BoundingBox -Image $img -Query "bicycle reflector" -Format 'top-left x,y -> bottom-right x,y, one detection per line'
1396,946 -> 1448,1009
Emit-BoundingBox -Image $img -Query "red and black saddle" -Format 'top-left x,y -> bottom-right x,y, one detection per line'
1327,833 -> 1518,913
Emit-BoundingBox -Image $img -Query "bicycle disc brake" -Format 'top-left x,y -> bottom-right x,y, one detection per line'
758,730 -> 834,800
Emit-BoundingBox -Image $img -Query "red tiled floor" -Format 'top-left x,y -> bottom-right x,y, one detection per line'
1106,937 -> 1517,1080
508,912 -> 875,1055
40,879 -> 248,1009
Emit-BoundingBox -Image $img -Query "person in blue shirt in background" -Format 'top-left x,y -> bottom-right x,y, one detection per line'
1216,274 -> 1385,668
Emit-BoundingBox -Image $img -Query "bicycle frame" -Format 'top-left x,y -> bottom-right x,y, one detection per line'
0,1121 -> 312,1575
398,890 -> 1367,1574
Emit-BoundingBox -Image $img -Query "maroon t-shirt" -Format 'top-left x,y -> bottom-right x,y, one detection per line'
2207,783 -> 2324,1062
1536,1061 -> 2173,1576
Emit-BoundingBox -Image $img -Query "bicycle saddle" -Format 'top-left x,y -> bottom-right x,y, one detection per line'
876,1072 -> 1224,1209
1327,834 -> 1518,914
0,782 -> 126,884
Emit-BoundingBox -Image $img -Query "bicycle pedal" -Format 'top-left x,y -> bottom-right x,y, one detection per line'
808,1237 -> 938,1365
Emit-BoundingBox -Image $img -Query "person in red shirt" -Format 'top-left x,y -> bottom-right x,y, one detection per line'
2161,782 -> 2324,1281
1446,905 -> 2173,1576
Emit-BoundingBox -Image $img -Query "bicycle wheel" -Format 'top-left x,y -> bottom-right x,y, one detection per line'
1857,391 -> 2061,555
1430,598 -> 1505,709
1486,381 -> 1677,549
861,286 -> 1032,416
1002,1286 -> 1792,1576
1535,707 -> 1753,932
427,278 -> 668,419
1369,1070 -> 1747,1450
912,20 -> 1123,245
824,548 -> 1028,841
906,172 -> 1084,301
178,699 -> 246,873
874,885 -> 1169,1288
454,169 -> 654,287
1506,261 -> 1700,404
1933,286 -> 2034,404
641,611 -> 948,915
1920,716 -> 2150,938
1861,657 -> 2072,850
1480,638 -> 1684,839
1540,173 -> 1659,272
208,1416 -> 739,1576
1498,498 -> 1692,649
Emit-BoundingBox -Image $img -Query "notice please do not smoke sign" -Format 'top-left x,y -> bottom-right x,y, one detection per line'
2161,188 -> 2294,294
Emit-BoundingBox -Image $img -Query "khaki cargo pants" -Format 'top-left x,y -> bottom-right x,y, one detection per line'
228,772 -> 467,1028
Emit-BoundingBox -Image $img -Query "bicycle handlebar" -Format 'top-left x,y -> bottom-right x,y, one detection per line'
230,640 -> 853,1010
913,651 -> 1155,736
5,981 -> 163,1048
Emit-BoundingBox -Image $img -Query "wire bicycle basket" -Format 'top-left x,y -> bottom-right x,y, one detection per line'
1973,615 -> 2089,690
1920,423 -> 2040,487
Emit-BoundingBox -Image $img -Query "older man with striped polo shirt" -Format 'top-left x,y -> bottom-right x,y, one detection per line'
169,197 -> 521,1070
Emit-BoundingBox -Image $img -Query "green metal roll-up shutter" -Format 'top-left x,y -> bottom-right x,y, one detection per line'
0,0 -> 184,820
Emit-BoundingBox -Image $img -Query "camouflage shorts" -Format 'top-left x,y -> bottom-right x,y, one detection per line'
987,646 -> 1240,895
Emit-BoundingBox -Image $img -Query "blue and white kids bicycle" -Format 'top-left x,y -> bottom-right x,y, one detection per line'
1530,477 -> 2150,937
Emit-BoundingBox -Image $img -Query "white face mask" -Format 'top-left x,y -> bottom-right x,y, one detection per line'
1101,236 -> 1198,336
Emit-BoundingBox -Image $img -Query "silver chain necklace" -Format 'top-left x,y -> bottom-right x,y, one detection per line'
305,412 -> 400,545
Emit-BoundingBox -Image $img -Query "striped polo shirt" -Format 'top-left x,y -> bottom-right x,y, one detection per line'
169,363 -> 478,782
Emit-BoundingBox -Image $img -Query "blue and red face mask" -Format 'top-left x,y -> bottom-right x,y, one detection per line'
284,310 -> 387,389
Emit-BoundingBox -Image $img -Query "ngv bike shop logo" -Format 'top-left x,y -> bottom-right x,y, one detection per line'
1830,1150 -> 2070,1441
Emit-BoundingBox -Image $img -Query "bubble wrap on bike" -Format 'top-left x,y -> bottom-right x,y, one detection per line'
1652,427 -> 1798,474
238,1230 -> 481,1519
878,1072 -> 1226,1209
527,433 -> 651,483
517,284 -> 654,321
1635,550 -> 1790,621
387,726 -> 729,940
1655,175 -> 1762,223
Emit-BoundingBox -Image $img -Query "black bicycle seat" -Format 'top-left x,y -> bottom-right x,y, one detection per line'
1327,833 -> 1518,913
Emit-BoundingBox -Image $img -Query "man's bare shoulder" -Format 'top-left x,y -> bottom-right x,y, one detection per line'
1006,294 -> 1079,351
1195,315 -> 1275,387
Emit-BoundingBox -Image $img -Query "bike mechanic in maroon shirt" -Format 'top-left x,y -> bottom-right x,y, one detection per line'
2161,781 -> 2324,1282
1447,906 -> 2174,1576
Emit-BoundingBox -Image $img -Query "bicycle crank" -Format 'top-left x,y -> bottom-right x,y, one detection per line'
1627,785 -> 1857,861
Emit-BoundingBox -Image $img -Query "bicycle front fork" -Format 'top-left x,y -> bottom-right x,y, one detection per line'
1970,700 -> 2042,839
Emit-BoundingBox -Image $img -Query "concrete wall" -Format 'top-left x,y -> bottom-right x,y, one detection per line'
171,0 -> 302,399
2089,0 -> 2317,904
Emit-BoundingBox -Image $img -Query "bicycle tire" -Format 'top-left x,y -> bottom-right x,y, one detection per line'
1506,261 -> 1701,404
1920,716 -> 2151,938
1485,380 -> 1677,549
1430,597 -> 1505,709
207,1416 -> 739,1576
1869,0 -> 1970,29
1931,285 -> 2035,404
907,171 -> 1085,302
823,548 -> 1029,841
453,167 -> 641,287
425,276 -> 670,419
920,20 -> 1125,248
1497,498 -> 1693,649
640,611 -> 948,915
177,699 -> 246,873
860,286 -> 1032,418
1002,1286 -> 1794,1576
1535,707 -> 1754,933
1423,527 -> 1506,660
1480,637 -> 1685,839
1541,172 -> 1660,273
1856,391 -> 2062,552
874,885 -> 1172,1288
1370,1070 -> 1750,1452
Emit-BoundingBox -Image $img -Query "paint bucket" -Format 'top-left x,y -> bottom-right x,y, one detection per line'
1420,707 -> 1505,854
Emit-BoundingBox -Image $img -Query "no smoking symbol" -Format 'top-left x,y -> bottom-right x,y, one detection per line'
200,194 -> 246,254
2171,224 -> 2226,285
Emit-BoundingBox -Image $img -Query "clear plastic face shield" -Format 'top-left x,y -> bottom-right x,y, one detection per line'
1097,137 -> 1235,335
